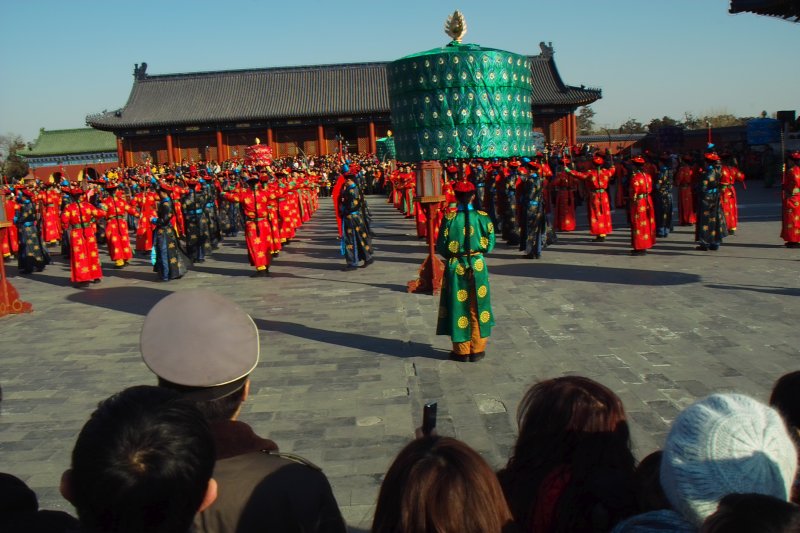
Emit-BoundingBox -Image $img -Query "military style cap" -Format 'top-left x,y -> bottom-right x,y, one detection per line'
141,289 -> 259,401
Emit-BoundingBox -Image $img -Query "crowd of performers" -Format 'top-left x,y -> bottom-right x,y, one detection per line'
2,159 -> 325,287
2,147 -> 799,287
383,146 -> 800,256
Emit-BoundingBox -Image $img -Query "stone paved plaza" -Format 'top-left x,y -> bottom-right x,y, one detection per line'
1,186 -> 798,531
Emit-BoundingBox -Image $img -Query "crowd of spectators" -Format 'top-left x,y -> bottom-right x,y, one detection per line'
4,361 -> 798,533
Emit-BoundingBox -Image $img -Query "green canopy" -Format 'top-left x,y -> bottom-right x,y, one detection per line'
376,136 -> 396,161
387,42 -> 535,162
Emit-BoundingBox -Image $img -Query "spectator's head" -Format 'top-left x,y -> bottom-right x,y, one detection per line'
660,393 -> 797,525
633,451 -> 670,513
701,493 -> 800,533
0,473 -> 80,533
140,290 -> 259,422
770,371 -> 800,436
0,473 -> 38,522
500,376 -> 635,530
509,375 -> 631,468
372,436 -> 513,533
61,385 -> 217,533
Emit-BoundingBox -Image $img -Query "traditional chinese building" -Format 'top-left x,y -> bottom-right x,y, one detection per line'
729,0 -> 800,22
86,43 -> 600,165
18,128 -> 119,181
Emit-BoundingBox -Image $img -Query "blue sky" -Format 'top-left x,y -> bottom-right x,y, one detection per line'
1,0 -> 797,142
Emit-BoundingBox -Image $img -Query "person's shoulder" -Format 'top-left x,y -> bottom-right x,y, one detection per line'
218,449 -> 325,475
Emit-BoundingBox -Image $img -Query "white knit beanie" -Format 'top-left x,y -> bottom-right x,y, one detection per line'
660,393 -> 797,525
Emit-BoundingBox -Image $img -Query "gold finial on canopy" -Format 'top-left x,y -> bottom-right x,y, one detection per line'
444,10 -> 467,43
254,137 -> 261,144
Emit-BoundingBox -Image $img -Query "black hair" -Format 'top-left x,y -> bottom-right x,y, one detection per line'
70,385 -> 215,533
770,371 -> 800,434
193,383 -> 247,422
701,493 -> 800,533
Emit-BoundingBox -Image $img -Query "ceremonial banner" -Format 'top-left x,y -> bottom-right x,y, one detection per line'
387,42 -> 536,162
245,142 -> 273,165
376,137 -> 396,161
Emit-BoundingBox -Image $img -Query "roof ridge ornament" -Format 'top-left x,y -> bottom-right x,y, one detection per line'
134,62 -> 148,80
539,42 -> 554,58
444,11 -> 467,43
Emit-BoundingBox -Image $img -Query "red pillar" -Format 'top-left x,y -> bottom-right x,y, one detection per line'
267,127 -> 274,157
125,139 -> 133,167
216,130 -> 224,161
166,133 -> 174,165
317,125 -> 325,156
116,138 -> 124,166
572,114 -> 578,146
368,121 -> 377,155
173,137 -> 181,165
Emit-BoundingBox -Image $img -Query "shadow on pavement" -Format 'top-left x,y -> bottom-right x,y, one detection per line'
253,318 -> 444,359
66,286 -> 172,315
16,272 -> 73,288
490,263 -> 701,285
190,263 -> 253,277
705,283 -> 800,297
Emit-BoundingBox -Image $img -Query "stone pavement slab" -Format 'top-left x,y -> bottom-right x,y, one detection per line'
1,184 -> 797,531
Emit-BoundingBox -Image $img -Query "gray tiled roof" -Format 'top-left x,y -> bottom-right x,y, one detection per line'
87,46 -> 600,130
729,0 -> 800,22
529,43 -> 602,106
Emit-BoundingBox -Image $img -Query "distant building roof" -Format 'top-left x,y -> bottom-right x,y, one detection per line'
729,0 -> 800,22
87,44 -> 601,131
578,133 -> 648,143
529,42 -> 601,107
19,128 -> 118,157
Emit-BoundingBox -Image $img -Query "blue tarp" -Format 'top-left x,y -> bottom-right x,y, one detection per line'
747,118 -> 782,145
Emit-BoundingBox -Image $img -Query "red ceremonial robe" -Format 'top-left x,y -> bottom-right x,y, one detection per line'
571,166 -> 615,236
332,175 -> 346,238
224,188 -> 273,269
781,166 -> 800,244
61,201 -> 106,282
629,170 -> 656,251
102,192 -> 135,263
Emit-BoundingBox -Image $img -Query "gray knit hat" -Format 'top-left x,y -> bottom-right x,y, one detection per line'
660,393 -> 797,525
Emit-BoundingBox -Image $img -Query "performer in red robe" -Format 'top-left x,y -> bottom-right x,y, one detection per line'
781,151 -> 800,248
40,183 -> 62,243
261,175 -> 282,255
61,188 -> 105,287
675,155 -> 697,226
168,175 -> 187,236
550,157 -> 577,232
567,153 -> 616,241
224,175 -> 273,276
628,156 -> 656,255
1,187 -> 19,258
100,182 -> 135,268
332,172 -> 346,238
614,158 -> 630,209
720,153 -> 746,235
134,181 -> 159,254
401,171 -> 416,218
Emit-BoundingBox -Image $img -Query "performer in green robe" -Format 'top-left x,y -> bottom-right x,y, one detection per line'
436,180 -> 495,362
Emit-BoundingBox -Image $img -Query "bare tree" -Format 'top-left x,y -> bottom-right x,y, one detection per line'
0,133 -> 29,180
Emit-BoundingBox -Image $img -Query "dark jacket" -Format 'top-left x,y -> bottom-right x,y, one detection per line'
194,420 -> 346,533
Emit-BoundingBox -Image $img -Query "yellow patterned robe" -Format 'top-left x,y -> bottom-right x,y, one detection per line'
435,206 -> 495,342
